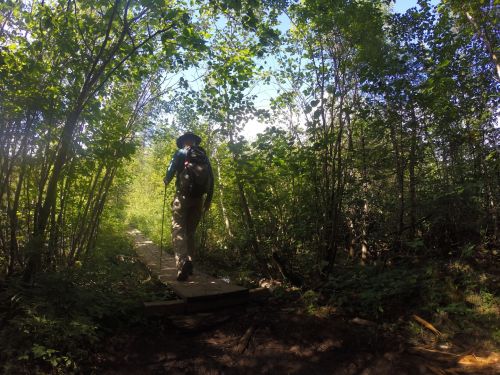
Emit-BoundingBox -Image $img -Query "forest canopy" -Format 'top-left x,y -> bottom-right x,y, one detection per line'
2,0 -> 497,277
0,0 -> 498,372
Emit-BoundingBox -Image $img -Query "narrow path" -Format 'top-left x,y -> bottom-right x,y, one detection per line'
128,228 -> 248,313
101,296 -> 498,375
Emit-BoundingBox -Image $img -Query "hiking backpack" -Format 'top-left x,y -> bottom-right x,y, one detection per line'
177,146 -> 211,197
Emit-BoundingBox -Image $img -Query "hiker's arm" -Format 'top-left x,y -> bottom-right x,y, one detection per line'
164,150 -> 182,185
204,161 -> 214,211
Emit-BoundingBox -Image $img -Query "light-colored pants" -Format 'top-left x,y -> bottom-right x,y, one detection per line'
171,194 -> 203,270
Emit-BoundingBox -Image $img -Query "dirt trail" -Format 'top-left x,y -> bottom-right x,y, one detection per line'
99,298 -> 499,375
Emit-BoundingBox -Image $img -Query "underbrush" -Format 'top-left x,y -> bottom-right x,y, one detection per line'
200,239 -> 499,352
197,244 -> 261,288
325,265 -> 420,319
0,226 -> 174,374
314,253 -> 499,351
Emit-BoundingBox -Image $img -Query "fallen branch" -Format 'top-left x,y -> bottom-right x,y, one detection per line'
426,365 -> 447,375
412,315 -> 442,336
236,325 -> 256,354
458,353 -> 500,366
350,317 -> 376,326
409,346 -> 461,357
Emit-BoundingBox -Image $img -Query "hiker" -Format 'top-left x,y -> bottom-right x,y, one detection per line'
164,132 -> 214,281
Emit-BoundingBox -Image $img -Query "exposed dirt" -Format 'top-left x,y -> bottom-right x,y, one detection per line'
98,298 -> 499,375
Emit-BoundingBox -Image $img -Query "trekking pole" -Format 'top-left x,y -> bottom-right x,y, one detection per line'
159,184 -> 167,276
199,209 -> 207,258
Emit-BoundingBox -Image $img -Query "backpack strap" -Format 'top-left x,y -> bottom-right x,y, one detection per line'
184,146 -> 191,168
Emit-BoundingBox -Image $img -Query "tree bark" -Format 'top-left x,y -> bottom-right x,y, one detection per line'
408,105 -> 418,239
360,124 -> 369,264
214,151 -> 234,239
7,162 -> 26,274
389,112 -> 405,250
229,136 -> 267,274
23,105 -> 84,282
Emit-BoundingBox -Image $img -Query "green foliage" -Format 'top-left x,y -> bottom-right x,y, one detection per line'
1,0 -> 498,369
0,223 -> 172,373
323,266 -> 421,319
321,258 -> 499,348
301,289 -> 320,314
124,131 -> 177,246
0,0 -> 210,279
429,273 -> 499,349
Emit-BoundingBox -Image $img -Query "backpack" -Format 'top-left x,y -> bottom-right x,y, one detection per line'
177,146 -> 210,197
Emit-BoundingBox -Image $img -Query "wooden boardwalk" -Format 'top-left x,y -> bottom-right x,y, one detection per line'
128,229 -> 250,314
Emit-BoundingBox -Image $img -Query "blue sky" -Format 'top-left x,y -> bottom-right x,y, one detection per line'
393,0 -> 439,13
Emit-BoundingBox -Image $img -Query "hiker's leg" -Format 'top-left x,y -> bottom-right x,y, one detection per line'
185,197 -> 203,261
171,195 -> 188,270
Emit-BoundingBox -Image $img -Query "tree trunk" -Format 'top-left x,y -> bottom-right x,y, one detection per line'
7,162 -> 26,275
408,106 -> 418,239
389,114 -> 405,251
360,124 -> 369,264
69,164 -> 103,261
84,167 -> 117,258
229,137 -> 267,274
23,105 -> 84,282
214,151 -> 234,239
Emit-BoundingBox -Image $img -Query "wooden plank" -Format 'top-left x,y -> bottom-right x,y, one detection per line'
144,300 -> 187,315
249,287 -> 271,301
144,287 -> 269,315
169,313 -> 234,331
128,228 -> 248,302
158,259 -> 248,301
186,292 -> 249,313
143,294 -> 249,316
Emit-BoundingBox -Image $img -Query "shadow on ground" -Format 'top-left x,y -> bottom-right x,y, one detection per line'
98,298 -> 498,375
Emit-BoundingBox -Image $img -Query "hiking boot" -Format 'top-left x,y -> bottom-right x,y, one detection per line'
176,260 -> 192,281
186,261 -> 193,275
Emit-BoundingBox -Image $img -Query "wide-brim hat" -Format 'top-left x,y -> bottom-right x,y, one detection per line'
176,132 -> 202,148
